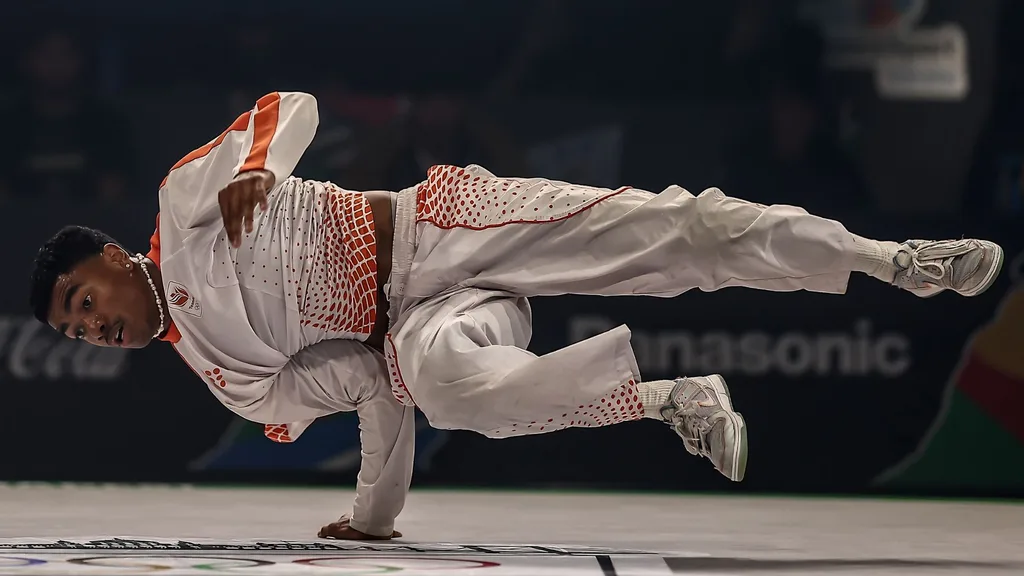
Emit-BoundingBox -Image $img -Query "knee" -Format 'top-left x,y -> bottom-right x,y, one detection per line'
419,405 -> 487,433
414,387 -> 490,433
411,357 -> 493,433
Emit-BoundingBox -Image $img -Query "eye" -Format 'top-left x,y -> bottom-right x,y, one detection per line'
75,327 -> 85,340
83,295 -> 92,310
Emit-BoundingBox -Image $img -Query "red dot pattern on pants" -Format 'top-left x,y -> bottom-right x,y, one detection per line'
415,165 -> 630,229
264,424 -> 294,443
297,185 -> 378,337
486,380 -> 644,437
385,334 -> 415,406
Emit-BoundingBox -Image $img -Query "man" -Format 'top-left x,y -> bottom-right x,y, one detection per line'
30,92 -> 1004,540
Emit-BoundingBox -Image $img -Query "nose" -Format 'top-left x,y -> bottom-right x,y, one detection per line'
83,314 -> 109,343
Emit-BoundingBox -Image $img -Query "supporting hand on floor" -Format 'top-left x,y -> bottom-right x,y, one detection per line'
318,517 -> 403,540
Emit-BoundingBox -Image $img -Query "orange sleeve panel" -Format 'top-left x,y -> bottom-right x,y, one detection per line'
159,92 -> 316,192
157,92 -> 318,230
239,92 -> 282,173
160,110 -> 253,189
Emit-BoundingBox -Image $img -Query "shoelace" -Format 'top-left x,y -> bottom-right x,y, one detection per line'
897,239 -> 974,284
665,377 -> 717,459
901,250 -> 949,282
677,405 -> 712,459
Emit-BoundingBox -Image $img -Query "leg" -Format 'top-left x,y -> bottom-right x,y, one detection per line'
402,165 -> 1002,299
385,288 -> 747,481
387,288 -> 643,435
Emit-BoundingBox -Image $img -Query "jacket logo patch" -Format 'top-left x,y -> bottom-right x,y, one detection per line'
167,281 -> 202,317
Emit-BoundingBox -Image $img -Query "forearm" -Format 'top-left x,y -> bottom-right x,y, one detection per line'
161,91 -> 318,230
233,91 -> 319,188
349,391 -> 416,536
248,338 -> 413,537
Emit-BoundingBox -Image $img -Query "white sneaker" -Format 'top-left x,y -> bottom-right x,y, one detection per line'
893,239 -> 1004,298
660,375 -> 748,482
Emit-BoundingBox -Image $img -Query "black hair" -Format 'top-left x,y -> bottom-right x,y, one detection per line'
30,225 -> 119,325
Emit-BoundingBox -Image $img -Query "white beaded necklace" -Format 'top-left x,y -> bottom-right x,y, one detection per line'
133,254 -> 165,339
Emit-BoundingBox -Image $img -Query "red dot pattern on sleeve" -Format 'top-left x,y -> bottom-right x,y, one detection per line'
296,185 -> 378,338
485,380 -> 644,438
415,165 -> 630,229
202,368 -> 227,388
264,424 -> 294,443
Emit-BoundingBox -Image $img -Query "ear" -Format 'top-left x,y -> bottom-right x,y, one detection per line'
102,243 -> 132,268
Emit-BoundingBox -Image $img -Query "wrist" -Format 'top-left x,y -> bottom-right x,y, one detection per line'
348,516 -> 393,537
234,169 -> 275,188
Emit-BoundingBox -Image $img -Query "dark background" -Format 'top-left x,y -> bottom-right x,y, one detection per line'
1,0 -> 1021,498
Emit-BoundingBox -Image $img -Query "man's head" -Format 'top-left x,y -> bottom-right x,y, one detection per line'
30,226 -> 160,349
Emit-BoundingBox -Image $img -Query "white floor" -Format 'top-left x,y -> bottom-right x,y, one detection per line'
1,484 -> 1022,575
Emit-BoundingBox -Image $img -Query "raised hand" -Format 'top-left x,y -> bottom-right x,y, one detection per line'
218,170 -> 273,247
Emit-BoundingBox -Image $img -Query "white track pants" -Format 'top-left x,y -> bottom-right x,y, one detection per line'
385,165 -> 858,437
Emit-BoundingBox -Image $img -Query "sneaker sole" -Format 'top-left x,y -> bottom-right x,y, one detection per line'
706,375 -> 748,482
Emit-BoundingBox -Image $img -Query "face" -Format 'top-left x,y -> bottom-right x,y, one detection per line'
47,244 -> 157,349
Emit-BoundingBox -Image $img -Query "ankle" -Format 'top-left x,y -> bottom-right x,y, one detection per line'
851,235 -> 900,283
637,380 -> 676,420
